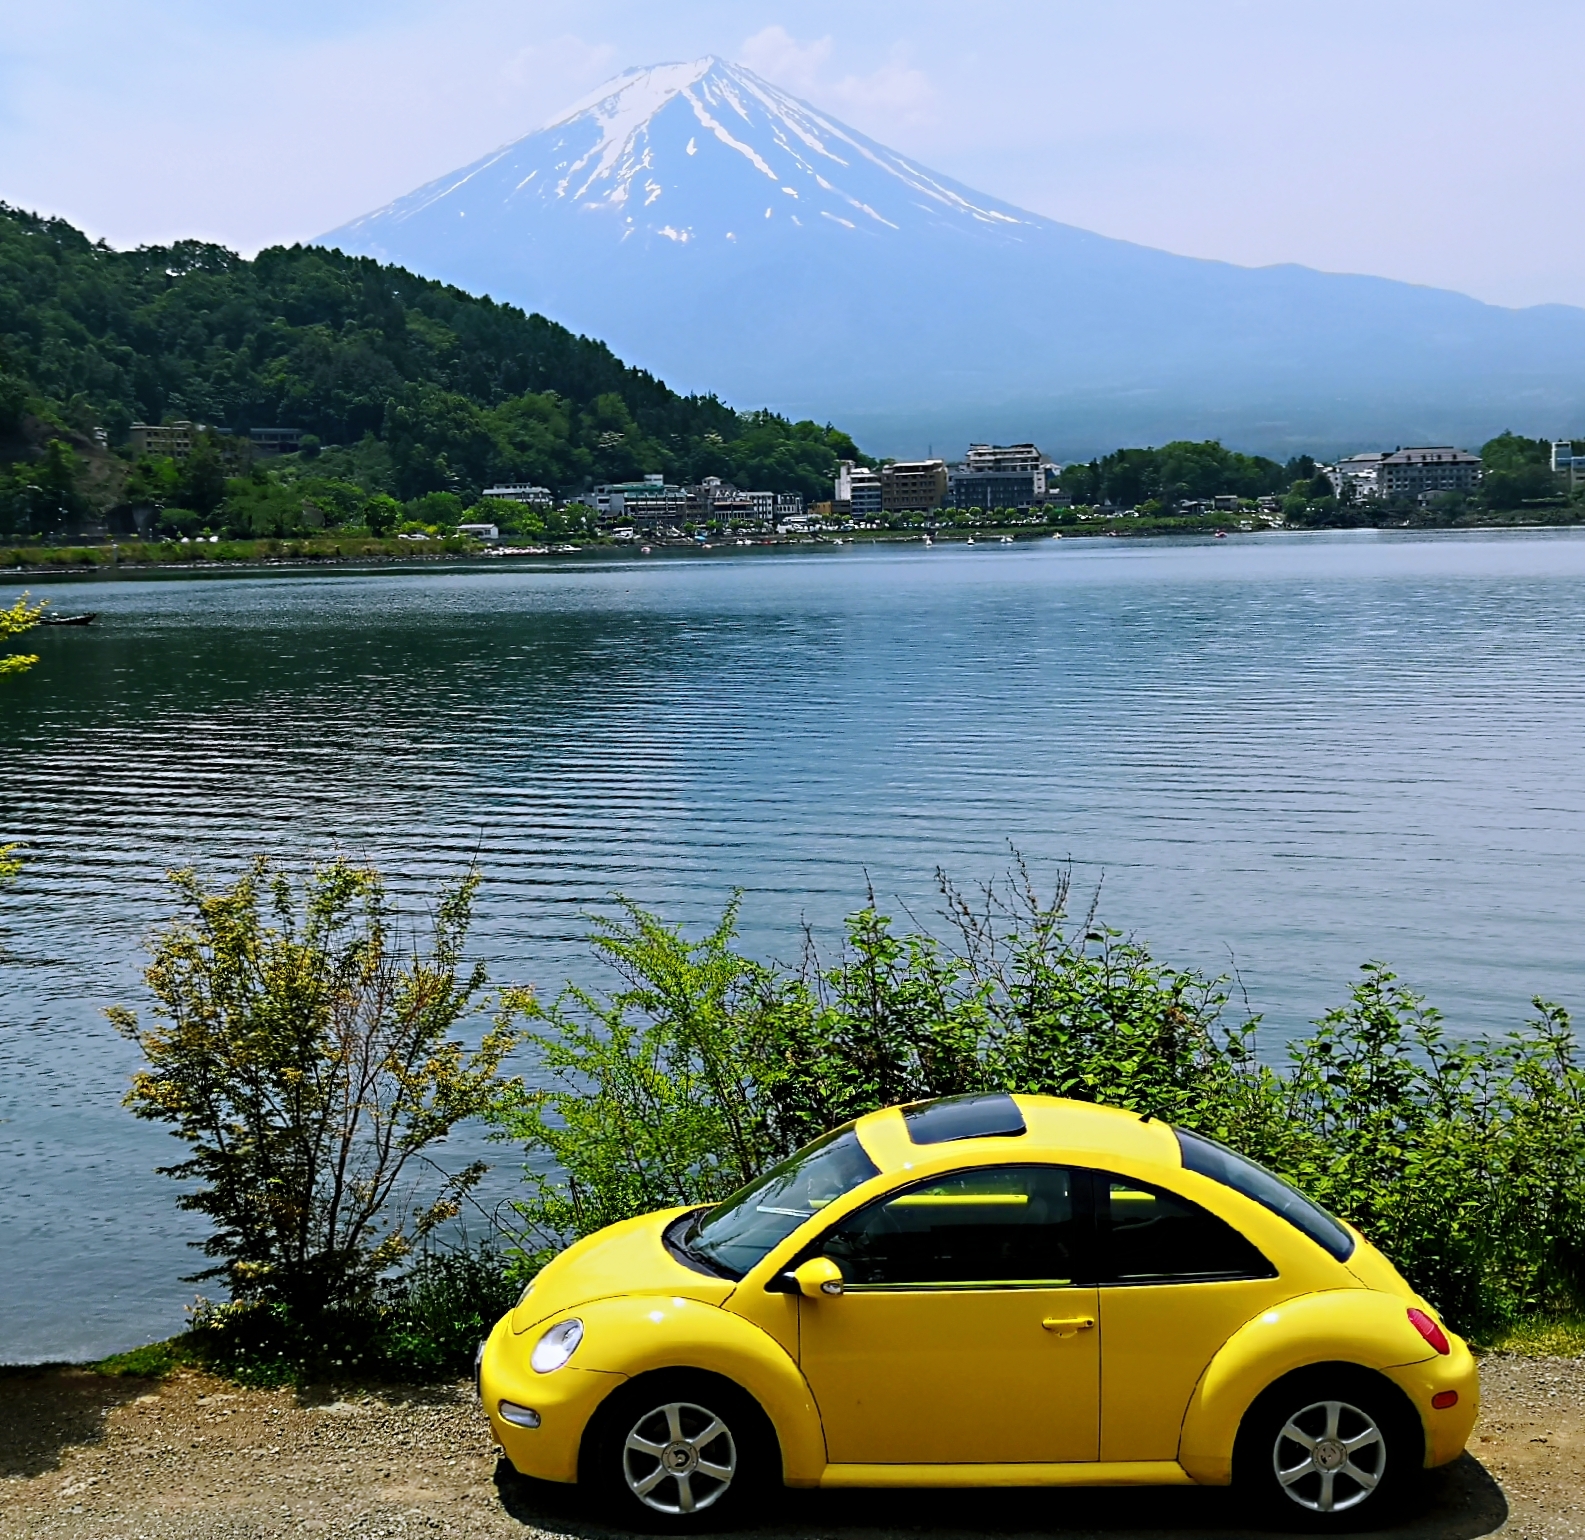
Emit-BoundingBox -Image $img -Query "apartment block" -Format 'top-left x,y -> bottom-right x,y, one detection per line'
880,459 -> 948,513
129,421 -> 199,459
1378,447 -> 1481,500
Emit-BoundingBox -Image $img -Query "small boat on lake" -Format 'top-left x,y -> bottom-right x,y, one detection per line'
38,612 -> 98,626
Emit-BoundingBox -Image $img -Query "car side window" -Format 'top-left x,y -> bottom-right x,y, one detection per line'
1101,1176 -> 1276,1284
816,1164 -> 1084,1288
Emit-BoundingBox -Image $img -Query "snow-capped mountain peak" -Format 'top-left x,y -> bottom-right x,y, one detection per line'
330,56 -> 1036,253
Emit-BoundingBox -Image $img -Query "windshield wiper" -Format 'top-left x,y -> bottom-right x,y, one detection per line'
666,1211 -> 741,1280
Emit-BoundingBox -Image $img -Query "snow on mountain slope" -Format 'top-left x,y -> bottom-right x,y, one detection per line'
319,57 -> 1585,456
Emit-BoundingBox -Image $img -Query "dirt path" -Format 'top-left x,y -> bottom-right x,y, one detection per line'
0,1355 -> 1578,1539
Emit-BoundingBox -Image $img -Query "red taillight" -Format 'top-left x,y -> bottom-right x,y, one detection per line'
1408,1307 -> 1451,1355
1432,1390 -> 1459,1409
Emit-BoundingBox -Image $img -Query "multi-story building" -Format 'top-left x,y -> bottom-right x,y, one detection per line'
593,475 -> 688,526
834,461 -> 883,518
880,459 -> 948,513
129,421 -> 199,459
249,427 -> 304,455
483,483 -> 554,507
949,443 -> 1051,511
1378,447 -> 1481,500
1551,441 -> 1585,491
1324,453 -> 1387,501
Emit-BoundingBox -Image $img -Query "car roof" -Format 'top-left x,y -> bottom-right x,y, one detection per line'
854,1093 -> 1184,1173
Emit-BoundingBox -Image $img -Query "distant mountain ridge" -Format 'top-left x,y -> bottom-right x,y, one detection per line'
319,57 -> 1585,458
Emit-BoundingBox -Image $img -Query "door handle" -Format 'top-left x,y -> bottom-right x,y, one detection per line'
1041,1316 -> 1096,1336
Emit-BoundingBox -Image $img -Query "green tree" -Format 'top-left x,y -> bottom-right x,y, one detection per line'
109,856 -> 528,1317
1480,432 -> 1560,511
1,590 -> 46,674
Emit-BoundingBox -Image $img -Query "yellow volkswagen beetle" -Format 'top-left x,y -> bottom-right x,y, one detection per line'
479,1094 -> 1477,1529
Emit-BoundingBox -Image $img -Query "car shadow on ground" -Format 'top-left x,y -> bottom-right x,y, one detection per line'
495,1454 -> 1506,1540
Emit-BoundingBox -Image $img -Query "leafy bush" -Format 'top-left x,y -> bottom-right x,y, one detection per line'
495,865 -> 1585,1338
110,856 -> 527,1330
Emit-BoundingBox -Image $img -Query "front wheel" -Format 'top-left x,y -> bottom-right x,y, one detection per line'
589,1372 -> 771,1530
1237,1371 -> 1420,1529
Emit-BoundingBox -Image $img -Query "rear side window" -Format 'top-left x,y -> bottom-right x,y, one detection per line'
1102,1177 -> 1276,1283
1175,1128 -> 1355,1261
817,1164 -> 1085,1288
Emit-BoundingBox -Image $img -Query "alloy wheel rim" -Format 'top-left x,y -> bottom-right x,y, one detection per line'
1273,1398 -> 1386,1513
622,1400 -> 737,1514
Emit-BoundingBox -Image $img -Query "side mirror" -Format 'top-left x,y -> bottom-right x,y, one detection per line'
792,1257 -> 844,1298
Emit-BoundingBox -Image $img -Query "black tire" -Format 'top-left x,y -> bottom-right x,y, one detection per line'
585,1370 -> 775,1532
1235,1367 -> 1423,1531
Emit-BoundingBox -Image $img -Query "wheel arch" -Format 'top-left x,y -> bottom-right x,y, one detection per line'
1178,1290 -> 1436,1484
569,1296 -> 826,1485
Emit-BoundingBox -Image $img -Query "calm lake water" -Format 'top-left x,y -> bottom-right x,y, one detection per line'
5,529 -> 1585,1360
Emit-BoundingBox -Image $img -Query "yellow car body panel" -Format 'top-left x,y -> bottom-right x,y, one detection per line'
478,1094 -> 1480,1497
1178,1288 -> 1468,1484
479,1314 -> 625,1483
510,1207 -> 734,1335
797,1283 -> 1102,1462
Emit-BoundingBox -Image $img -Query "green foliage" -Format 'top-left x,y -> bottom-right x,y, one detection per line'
108,856 -> 528,1322
1271,970 -> 1585,1331
490,900 -> 790,1267
1480,431 -> 1563,510
0,202 -> 869,533
1059,440 -> 1287,508
496,866 -> 1585,1339
94,1245 -> 522,1386
1,587 -> 45,674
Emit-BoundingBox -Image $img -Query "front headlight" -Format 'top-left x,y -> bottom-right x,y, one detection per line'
530,1317 -> 584,1373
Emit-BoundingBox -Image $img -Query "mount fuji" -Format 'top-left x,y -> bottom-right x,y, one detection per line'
319,57 -> 1585,457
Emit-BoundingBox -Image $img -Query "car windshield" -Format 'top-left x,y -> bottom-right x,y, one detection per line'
1176,1128 -> 1355,1261
683,1125 -> 880,1279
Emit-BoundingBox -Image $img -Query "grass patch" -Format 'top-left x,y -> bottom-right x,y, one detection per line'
1478,1315 -> 1585,1358
91,1339 -> 197,1379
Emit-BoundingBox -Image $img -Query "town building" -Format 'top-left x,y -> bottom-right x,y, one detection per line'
483,483 -> 554,507
1378,447 -> 1481,500
746,490 -> 803,522
456,522 -> 500,542
1551,441 -> 1585,491
248,428 -> 303,455
593,475 -> 689,526
834,461 -> 883,518
129,421 -> 199,459
1325,453 -> 1387,501
880,459 -> 948,513
949,443 -> 1052,511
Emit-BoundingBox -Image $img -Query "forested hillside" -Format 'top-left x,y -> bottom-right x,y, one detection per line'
0,203 -> 864,540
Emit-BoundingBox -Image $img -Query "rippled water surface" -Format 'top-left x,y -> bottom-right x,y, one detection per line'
6,530 -> 1585,1358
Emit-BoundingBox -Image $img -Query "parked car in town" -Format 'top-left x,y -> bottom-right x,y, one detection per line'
478,1093 -> 1477,1530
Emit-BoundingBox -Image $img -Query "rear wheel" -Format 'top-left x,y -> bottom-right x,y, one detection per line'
588,1372 -> 772,1531
1237,1370 -> 1420,1529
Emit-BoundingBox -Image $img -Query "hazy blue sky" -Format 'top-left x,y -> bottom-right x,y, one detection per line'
4,1 -> 1580,308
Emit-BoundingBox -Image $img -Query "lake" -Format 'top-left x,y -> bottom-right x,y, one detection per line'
5,529 -> 1585,1360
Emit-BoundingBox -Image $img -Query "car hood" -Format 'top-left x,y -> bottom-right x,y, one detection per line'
510,1206 -> 736,1334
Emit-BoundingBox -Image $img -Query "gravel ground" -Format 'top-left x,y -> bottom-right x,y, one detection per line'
0,1355 -> 1577,1540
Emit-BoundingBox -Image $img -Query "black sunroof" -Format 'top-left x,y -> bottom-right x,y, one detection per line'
901,1093 -> 1027,1145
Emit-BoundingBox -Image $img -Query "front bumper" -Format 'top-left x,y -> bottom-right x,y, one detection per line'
1384,1335 -> 1480,1468
479,1315 -> 626,1483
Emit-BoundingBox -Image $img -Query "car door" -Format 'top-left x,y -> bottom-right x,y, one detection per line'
795,1163 -> 1100,1466
1095,1173 -> 1294,1462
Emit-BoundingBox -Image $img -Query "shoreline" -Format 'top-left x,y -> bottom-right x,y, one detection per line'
7,518 -> 1585,580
